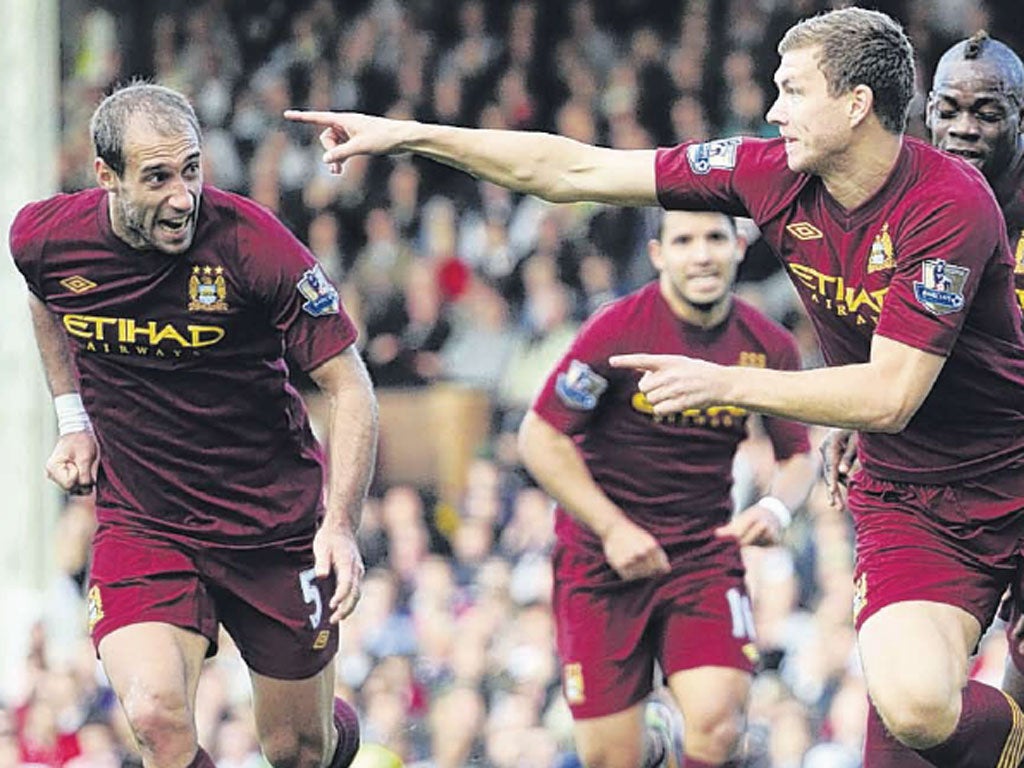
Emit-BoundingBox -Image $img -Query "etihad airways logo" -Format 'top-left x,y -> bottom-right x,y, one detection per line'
788,263 -> 887,325
63,313 -> 226,358
631,391 -> 748,428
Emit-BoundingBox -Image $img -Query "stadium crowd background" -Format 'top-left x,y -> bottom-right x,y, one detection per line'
4,0 -> 1023,766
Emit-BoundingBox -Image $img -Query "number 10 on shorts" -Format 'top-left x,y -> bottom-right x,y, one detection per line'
726,587 -> 756,640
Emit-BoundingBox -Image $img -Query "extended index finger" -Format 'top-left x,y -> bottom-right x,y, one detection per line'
283,109 -> 344,125
608,353 -> 665,372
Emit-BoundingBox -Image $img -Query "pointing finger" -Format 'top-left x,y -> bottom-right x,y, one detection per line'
609,353 -> 663,371
283,109 -> 345,125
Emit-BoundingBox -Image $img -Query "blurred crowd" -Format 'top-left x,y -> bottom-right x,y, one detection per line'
6,0 -> 1019,765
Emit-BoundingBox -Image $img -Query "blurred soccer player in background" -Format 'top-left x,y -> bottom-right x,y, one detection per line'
9,83 -> 378,768
519,210 -> 816,768
287,6 -> 1024,766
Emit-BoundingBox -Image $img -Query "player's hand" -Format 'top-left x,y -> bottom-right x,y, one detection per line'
608,353 -> 726,415
45,432 -> 99,495
312,524 -> 365,623
283,111 -> 409,173
716,503 -> 783,546
820,428 -> 858,508
601,518 -> 670,581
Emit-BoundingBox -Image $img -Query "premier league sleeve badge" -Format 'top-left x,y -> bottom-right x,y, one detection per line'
913,259 -> 969,315
555,359 -> 608,411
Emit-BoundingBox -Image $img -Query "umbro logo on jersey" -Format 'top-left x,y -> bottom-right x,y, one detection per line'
786,222 -> 823,240
60,275 -> 98,293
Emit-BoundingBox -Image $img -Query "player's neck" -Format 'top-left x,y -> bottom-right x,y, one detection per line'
821,131 -> 903,211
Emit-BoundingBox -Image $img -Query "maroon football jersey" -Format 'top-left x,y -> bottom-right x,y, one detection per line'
656,136 -> 1024,486
992,151 -> 1024,312
532,284 -> 810,551
10,186 -> 358,545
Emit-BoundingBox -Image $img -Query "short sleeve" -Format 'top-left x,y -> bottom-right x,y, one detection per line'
531,305 -> 623,436
760,330 -> 811,461
9,202 -> 47,299
236,200 -> 357,372
655,137 -> 804,225
875,187 -> 1002,356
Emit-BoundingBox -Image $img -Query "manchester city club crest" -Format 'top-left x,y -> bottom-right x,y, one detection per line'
555,359 -> 608,410
188,265 -> 229,312
867,222 -> 895,273
913,258 -> 969,315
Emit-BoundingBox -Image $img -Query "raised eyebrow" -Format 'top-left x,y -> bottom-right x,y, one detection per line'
139,152 -> 203,175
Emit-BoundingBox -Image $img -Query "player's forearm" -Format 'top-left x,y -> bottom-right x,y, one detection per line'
314,352 -> 379,532
398,122 -> 657,205
28,294 -> 78,396
722,364 -> 921,432
766,452 -> 818,513
322,386 -> 377,532
518,412 -> 626,539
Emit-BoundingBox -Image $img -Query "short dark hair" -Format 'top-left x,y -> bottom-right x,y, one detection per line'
779,7 -> 916,134
657,210 -> 738,240
90,80 -> 201,176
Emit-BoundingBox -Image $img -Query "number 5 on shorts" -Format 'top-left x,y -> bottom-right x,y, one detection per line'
726,587 -> 756,640
299,568 -> 323,628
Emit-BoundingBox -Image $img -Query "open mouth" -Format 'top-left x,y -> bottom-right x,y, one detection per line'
159,216 -> 192,235
944,147 -> 984,162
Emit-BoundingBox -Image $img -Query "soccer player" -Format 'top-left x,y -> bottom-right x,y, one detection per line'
518,210 -> 816,768
9,83 -> 378,768
286,7 -> 1024,766
822,30 -> 1024,758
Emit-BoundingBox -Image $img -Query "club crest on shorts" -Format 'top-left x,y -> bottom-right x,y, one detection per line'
297,263 -> 340,317
913,259 -> 968,315
852,573 -> 867,622
686,137 -> 742,175
87,585 -> 104,632
563,662 -> 585,704
188,265 -> 229,312
555,360 -> 608,410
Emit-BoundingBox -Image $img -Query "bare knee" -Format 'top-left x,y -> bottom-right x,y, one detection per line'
260,725 -> 333,768
120,690 -> 197,765
873,689 -> 960,749
684,706 -> 744,762
575,739 -> 643,768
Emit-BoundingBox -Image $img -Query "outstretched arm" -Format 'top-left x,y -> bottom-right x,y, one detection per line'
611,334 -> 944,433
284,111 -> 659,206
307,346 -> 379,623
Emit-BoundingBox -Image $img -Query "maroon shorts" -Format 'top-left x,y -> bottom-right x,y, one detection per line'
87,523 -> 338,680
848,470 -> 1024,633
552,539 -> 757,720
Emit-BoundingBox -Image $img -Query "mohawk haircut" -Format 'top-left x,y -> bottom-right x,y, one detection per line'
964,30 -> 990,60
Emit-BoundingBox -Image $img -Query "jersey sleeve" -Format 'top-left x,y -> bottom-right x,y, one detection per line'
236,201 -> 358,372
655,137 -> 802,224
9,201 -> 48,299
760,329 -> 812,460
530,304 -> 624,436
874,181 -> 1003,356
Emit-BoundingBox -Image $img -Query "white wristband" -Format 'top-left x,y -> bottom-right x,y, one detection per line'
758,495 -> 792,529
54,393 -> 93,436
